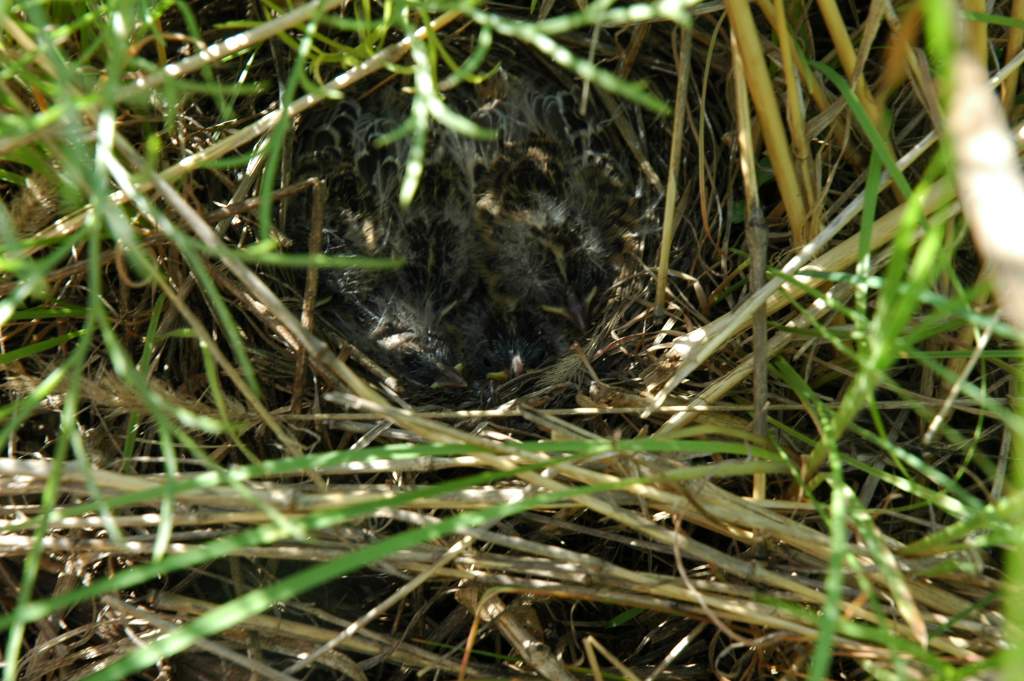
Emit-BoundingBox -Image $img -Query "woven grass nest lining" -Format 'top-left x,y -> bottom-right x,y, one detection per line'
285,68 -> 673,411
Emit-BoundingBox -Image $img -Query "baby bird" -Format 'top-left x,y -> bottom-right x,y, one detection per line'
291,75 -> 636,406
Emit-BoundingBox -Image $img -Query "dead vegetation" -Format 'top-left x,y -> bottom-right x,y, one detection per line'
1,1 -> 1018,679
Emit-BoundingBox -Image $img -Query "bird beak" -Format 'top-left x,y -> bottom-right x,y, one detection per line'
540,302 -> 586,332
486,351 -> 526,382
430,362 -> 468,390
566,290 -> 589,332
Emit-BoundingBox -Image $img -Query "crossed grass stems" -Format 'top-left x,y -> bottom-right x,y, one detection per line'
1,1 -> 1018,679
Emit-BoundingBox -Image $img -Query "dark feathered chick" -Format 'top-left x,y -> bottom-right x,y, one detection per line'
291,75 -> 636,406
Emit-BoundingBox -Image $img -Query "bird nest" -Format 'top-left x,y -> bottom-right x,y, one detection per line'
284,67 -> 665,411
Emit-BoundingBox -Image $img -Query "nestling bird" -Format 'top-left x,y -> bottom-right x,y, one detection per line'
290,74 -> 638,407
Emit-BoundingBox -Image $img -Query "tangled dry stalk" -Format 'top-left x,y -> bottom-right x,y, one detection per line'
1,1 -> 1019,679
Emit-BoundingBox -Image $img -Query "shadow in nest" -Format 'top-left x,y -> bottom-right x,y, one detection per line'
288,68 -> 665,409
